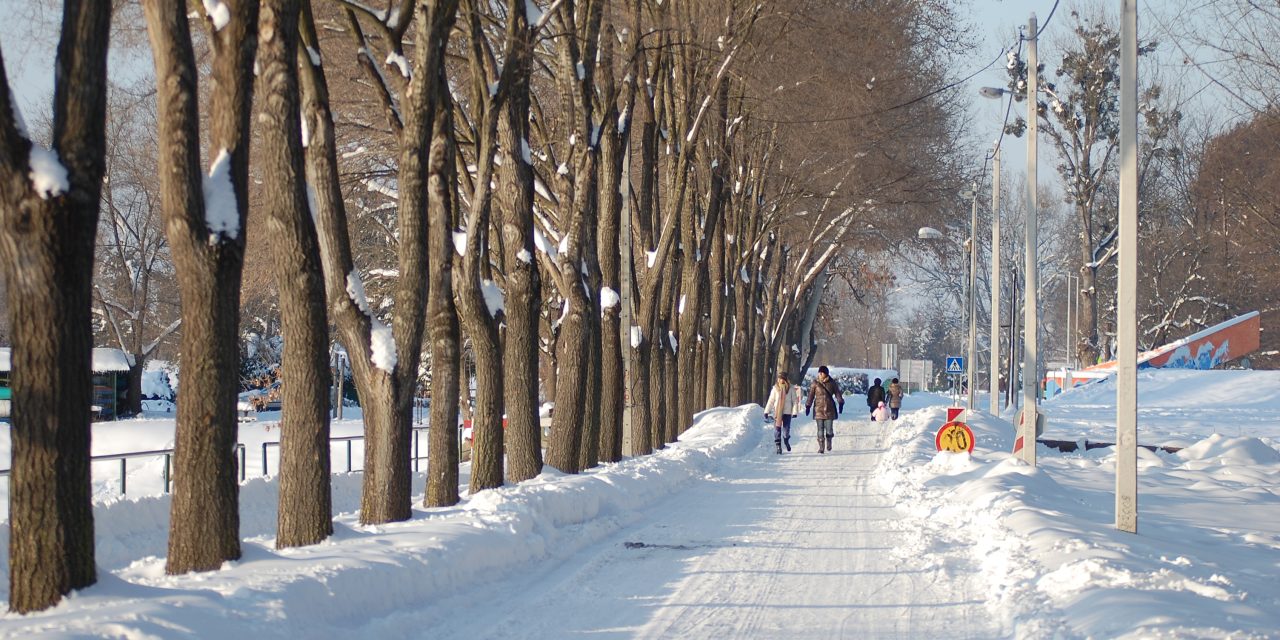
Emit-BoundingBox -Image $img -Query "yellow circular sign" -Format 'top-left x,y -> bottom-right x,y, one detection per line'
935,421 -> 975,453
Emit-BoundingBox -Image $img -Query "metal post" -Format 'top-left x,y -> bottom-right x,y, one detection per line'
1116,0 -> 1139,533
346,439 -> 353,472
989,147 -> 1001,415
120,458 -> 127,495
413,429 -> 420,472
1021,13 -> 1040,466
163,453 -> 171,493
335,352 -> 345,420
1065,275 -> 1074,366
967,182 -> 979,412
262,443 -> 269,477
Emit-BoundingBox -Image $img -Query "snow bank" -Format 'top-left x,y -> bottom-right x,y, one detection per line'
874,399 -> 1280,638
0,405 -> 760,635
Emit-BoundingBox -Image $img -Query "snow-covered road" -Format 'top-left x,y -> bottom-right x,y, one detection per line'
385,416 -> 999,639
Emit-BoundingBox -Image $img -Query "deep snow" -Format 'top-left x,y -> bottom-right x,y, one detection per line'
0,369 -> 1278,638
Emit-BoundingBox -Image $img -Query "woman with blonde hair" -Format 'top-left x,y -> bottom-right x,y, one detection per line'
764,372 -> 803,454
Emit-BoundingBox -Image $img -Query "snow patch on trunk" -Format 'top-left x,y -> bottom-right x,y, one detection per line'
27,145 -> 68,199
202,149 -> 239,242
202,0 -> 231,30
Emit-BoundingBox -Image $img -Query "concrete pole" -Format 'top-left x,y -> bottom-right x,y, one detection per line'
619,140 -> 635,456
1021,13 -> 1039,466
1116,0 -> 1139,533
967,182 -> 979,412
989,147 -> 1002,416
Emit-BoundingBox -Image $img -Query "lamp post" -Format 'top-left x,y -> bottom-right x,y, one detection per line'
1022,12 -> 1041,467
1116,0 -> 1139,533
989,147 -> 1001,416
916,222 -> 975,409
966,183 -> 979,412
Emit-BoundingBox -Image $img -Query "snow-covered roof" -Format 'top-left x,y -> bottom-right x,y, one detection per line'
0,347 -> 133,373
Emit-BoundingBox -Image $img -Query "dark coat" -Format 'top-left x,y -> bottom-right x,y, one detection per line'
807,375 -> 844,420
867,384 -> 886,408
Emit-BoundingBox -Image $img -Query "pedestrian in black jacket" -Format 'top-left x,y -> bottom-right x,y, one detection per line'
867,378 -> 886,419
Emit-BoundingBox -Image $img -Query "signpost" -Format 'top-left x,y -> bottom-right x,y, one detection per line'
935,406 -> 975,454
945,356 -> 964,404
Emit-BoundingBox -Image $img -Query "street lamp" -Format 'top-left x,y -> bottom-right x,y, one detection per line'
980,14 -> 1040,466
917,207 -> 977,412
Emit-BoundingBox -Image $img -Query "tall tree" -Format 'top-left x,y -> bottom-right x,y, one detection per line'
1004,11 -> 1162,365
495,0 -> 545,481
258,0 -> 333,548
142,0 -> 259,574
298,0 -> 461,516
0,0 -> 110,613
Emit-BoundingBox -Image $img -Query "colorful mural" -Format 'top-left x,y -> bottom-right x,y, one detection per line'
1043,311 -> 1261,396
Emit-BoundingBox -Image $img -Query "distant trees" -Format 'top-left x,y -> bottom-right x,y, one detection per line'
93,89 -> 180,416
0,0 -> 110,613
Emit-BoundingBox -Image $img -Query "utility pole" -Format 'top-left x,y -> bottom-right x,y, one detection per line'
1020,13 -> 1040,466
619,141 -> 635,456
1116,0 -> 1139,533
989,147 -> 1002,416
967,182 -> 979,412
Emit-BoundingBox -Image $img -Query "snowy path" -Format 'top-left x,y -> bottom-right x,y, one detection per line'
391,417 -> 999,639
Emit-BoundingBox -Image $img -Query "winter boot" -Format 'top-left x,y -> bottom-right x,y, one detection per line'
818,436 -> 825,454
776,442 -> 783,454
826,435 -> 834,451
784,437 -> 791,452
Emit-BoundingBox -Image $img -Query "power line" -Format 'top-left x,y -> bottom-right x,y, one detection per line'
1035,0 -> 1062,39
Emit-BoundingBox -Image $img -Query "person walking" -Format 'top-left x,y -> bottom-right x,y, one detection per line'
764,373 -> 803,453
872,400 -> 891,422
805,366 -> 844,453
887,378 -> 904,420
867,377 -> 887,419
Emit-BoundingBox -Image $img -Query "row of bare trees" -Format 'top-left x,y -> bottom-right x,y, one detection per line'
0,0 -> 967,612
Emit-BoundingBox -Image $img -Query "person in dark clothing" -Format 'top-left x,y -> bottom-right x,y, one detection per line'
866,378 -> 886,419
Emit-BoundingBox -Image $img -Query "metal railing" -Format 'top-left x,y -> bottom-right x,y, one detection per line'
259,426 -> 439,477
0,444 -> 247,496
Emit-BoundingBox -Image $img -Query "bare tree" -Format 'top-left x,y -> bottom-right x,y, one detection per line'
0,0 -> 110,613
257,0 -> 333,548
93,87 -> 181,416
142,0 -> 259,574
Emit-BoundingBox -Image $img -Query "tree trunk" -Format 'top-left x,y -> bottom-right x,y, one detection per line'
495,3 -> 542,482
595,75 -> 627,462
705,227 -> 727,408
259,0 -> 332,549
126,359 -> 144,416
425,85 -> 463,506
0,0 -> 109,611
143,0 -> 257,575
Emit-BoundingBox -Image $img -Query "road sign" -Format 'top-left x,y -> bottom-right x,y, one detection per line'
936,421 -> 975,453
946,407 -> 966,423
945,356 -> 964,375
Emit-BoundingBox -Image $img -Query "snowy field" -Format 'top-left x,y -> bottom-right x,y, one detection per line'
0,369 -> 1278,637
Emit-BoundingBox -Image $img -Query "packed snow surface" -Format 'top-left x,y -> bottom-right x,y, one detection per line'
1,368 -> 1278,637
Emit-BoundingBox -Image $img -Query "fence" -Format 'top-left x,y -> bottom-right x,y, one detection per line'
258,426 -> 438,477
0,444 -> 248,496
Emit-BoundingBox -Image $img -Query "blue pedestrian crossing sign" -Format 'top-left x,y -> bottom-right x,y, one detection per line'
945,356 -> 964,375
